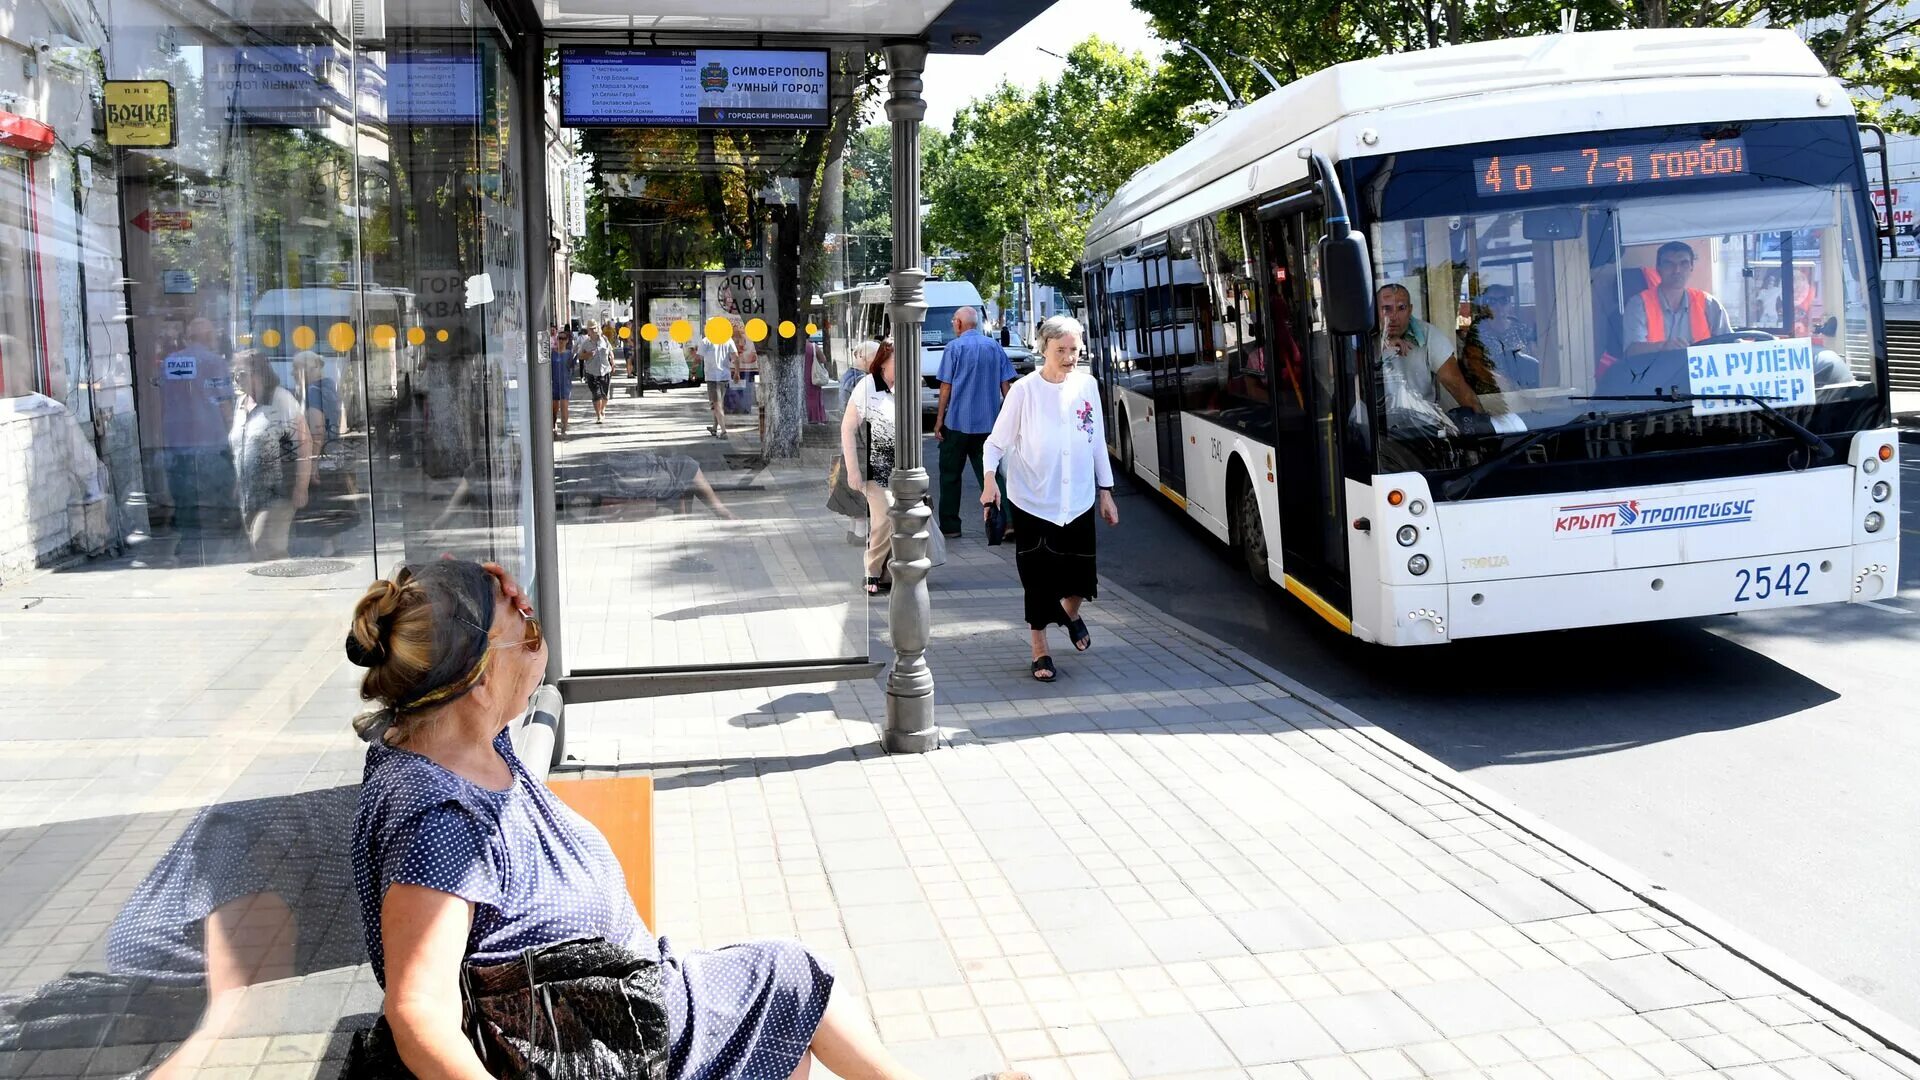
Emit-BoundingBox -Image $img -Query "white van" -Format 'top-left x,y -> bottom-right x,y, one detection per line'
823,278 -> 988,424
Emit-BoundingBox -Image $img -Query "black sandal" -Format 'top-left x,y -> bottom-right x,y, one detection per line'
1031,655 -> 1056,681
865,576 -> 886,595
1066,616 -> 1091,652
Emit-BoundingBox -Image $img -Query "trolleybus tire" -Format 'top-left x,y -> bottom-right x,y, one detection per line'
1234,471 -> 1272,588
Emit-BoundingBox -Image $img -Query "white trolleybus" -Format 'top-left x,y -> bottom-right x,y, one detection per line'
1083,28 -> 1901,645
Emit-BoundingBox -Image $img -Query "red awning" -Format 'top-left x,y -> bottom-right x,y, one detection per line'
0,112 -> 56,154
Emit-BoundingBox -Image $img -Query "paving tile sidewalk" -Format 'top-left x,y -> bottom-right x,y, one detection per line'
562,540 -> 1920,1080
2,474 -> 1916,1078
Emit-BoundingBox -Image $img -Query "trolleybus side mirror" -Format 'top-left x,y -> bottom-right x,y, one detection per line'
1320,235 -> 1376,336
1297,147 -> 1376,336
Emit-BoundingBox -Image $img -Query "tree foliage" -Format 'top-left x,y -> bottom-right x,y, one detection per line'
839,123 -> 950,284
1133,0 -> 1918,131
925,37 -> 1187,303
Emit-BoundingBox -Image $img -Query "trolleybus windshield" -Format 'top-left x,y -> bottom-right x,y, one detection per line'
1352,118 -> 1883,481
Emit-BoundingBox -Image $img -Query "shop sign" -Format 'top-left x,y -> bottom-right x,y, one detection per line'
162,269 -> 196,294
104,81 -> 176,147
705,269 -> 774,321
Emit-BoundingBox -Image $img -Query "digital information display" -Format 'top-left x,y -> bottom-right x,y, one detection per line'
561,47 -> 829,128
1474,138 -> 1748,197
385,49 -> 482,124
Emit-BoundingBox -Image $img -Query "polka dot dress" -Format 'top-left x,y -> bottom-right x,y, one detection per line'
352,730 -> 834,1080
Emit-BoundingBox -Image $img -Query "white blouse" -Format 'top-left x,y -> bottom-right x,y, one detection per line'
983,369 -> 1114,526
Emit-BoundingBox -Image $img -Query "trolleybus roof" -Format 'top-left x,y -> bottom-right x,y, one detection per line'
1086,28 -> 1835,259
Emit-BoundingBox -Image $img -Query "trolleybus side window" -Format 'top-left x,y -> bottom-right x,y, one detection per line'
1204,210 -> 1272,420
1173,223 -> 1222,415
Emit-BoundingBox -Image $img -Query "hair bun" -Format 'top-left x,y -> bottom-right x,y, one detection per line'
345,631 -> 388,667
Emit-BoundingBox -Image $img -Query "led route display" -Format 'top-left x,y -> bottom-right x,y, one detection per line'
1473,137 -> 1748,197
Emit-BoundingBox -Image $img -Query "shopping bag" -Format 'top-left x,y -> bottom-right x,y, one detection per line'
826,457 -> 866,518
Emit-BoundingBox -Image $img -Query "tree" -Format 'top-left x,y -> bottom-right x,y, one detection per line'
1132,0 -> 1918,132
840,123 -> 950,284
925,37 -> 1185,307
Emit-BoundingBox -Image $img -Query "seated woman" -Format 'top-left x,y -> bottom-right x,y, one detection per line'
347,559 -> 988,1080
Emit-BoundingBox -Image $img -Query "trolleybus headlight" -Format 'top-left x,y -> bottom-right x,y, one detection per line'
1864,511 -> 1885,533
1863,456 -> 1880,475
1396,524 -> 1419,547
1407,554 -> 1431,575
1408,499 -> 1428,516
1871,481 -> 1891,502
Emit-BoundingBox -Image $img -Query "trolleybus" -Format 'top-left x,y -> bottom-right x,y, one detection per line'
1082,28 -> 1900,644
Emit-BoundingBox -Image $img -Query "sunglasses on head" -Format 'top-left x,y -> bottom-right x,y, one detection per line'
452,609 -> 542,652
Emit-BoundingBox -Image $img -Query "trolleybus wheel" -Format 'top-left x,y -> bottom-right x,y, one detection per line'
1236,478 -> 1271,587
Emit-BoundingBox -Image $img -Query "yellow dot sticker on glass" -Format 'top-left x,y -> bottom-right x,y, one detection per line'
435,329 -> 449,343
328,322 -> 356,353
778,320 -> 796,339
641,323 -> 660,342
261,329 -> 283,349
407,327 -> 426,346
291,325 -> 317,351
704,316 -> 733,345
372,324 -> 397,348
669,320 -> 693,344
744,318 -> 768,342
805,322 -> 819,335
618,325 -> 632,340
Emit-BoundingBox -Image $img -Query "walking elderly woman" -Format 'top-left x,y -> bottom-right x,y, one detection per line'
347,559 -> 1014,1080
840,339 -> 896,595
980,316 -> 1119,682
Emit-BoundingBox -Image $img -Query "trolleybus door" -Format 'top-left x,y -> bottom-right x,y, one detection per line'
1257,209 -> 1350,611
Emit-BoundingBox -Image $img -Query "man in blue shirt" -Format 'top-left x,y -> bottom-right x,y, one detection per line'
935,306 -> 1016,537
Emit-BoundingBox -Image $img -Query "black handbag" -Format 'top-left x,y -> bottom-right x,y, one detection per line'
344,938 -> 671,1080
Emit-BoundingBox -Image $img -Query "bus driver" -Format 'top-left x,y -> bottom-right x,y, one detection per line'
1376,283 -> 1484,415
1625,241 -> 1733,354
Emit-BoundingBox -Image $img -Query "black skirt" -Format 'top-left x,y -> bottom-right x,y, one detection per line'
1008,500 -> 1097,630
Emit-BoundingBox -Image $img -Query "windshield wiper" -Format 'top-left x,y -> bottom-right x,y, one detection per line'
1439,404 -> 1698,500
1572,393 -> 1835,463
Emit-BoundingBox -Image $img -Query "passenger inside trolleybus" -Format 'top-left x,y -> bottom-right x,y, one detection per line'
1357,119 -> 1881,477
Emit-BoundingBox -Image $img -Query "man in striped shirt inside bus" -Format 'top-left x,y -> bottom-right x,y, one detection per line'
1625,241 -> 1733,354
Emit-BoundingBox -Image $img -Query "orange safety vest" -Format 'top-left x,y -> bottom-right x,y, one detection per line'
1638,288 -> 1711,345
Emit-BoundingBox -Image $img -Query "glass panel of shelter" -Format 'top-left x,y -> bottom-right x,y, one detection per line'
550,81 -> 871,673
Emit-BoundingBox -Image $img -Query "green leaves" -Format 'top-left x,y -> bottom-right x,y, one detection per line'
924,37 -> 1189,299
1135,0 -> 1918,133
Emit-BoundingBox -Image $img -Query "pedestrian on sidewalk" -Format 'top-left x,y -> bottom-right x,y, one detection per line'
935,306 -> 1016,538
841,339 -> 897,595
231,351 -> 312,561
580,321 -> 613,424
732,320 -> 766,445
805,334 -> 831,424
343,561 -> 1001,1080
549,327 -> 573,438
981,315 -> 1119,682
700,330 -> 738,437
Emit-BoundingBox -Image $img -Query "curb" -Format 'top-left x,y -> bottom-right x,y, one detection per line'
1095,575 -> 1920,1066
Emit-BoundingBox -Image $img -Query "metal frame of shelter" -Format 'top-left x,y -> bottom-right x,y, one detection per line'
501,0 -> 1048,751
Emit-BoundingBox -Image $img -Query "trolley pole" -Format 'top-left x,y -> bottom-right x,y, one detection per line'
882,40 -> 938,753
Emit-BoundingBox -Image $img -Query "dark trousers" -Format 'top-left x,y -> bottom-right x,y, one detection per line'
938,430 -> 989,534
